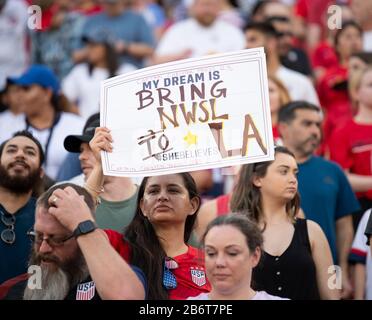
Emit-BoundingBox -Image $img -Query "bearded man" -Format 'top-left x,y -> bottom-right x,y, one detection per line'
0,183 -> 146,300
0,130 -> 44,285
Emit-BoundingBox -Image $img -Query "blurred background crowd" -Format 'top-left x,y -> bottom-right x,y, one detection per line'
1,0 -> 372,300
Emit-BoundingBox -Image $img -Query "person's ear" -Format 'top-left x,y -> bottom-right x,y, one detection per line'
252,175 -> 262,188
251,247 -> 261,268
278,122 -> 288,139
188,196 -> 200,216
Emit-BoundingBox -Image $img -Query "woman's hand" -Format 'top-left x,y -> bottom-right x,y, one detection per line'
89,127 -> 113,163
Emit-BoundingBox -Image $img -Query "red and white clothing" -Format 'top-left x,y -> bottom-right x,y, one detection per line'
316,65 -> 353,154
294,0 -> 333,45
311,41 -> 339,73
329,119 -> 372,200
105,229 -> 211,300
349,209 -> 372,300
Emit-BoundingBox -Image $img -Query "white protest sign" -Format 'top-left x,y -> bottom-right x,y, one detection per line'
100,47 -> 274,177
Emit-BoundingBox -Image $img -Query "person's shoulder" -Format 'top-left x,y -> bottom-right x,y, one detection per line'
25,197 -> 37,210
323,158 -> 350,177
5,0 -> 28,13
214,19 -> 244,34
305,218 -> 324,237
68,63 -> 89,75
187,292 -> 209,300
186,245 -> 205,258
278,66 -> 311,82
305,218 -> 334,249
0,273 -> 29,300
0,111 -> 25,124
253,291 -> 290,300
333,119 -> 356,134
168,18 -> 196,32
59,113 -> 84,126
117,63 -> 137,75
85,12 -> 105,22
122,9 -> 148,22
310,156 -> 343,171
213,19 -> 239,29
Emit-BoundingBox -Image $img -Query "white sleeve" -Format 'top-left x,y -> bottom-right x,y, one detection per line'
225,26 -> 245,51
302,77 -> 320,105
155,25 -> 184,55
350,209 -> 371,262
14,0 -> 28,32
61,67 -> 80,103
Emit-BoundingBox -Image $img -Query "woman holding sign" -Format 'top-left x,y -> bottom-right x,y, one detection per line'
230,146 -> 339,300
85,127 -> 211,300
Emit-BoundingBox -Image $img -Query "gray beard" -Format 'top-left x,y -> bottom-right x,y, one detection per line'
23,266 -> 70,300
23,253 -> 89,300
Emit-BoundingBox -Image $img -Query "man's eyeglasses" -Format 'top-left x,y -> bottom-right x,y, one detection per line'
163,257 -> 179,290
1,210 -> 16,245
27,230 -> 74,247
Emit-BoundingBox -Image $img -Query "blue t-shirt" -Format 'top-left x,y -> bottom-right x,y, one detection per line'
0,198 -> 36,284
297,156 -> 360,263
81,10 -> 155,68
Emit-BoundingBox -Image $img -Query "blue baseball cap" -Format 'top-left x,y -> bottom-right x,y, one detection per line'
9,64 -> 60,95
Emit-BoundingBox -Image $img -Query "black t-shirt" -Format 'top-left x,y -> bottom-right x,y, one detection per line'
280,48 -> 312,77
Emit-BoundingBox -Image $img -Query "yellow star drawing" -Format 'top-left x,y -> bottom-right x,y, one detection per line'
183,130 -> 198,147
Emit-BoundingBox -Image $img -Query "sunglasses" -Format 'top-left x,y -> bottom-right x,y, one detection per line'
1,210 -> 16,245
27,230 -> 74,247
163,257 -> 179,290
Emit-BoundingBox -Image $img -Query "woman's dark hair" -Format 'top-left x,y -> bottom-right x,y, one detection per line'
230,146 -> 300,228
88,42 -> 119,79
124,172 -> 201,300
334,20 -> 363,56
202,213 -> 263,255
